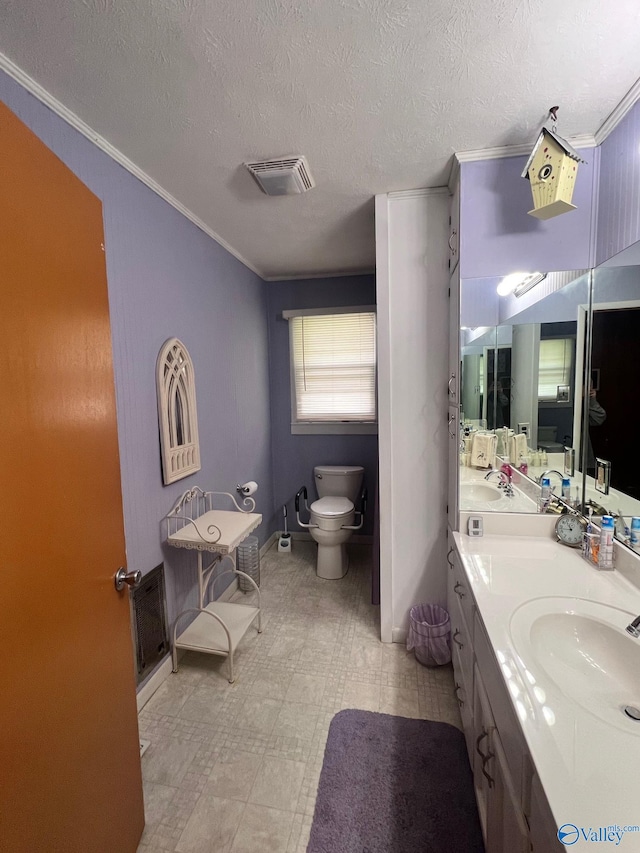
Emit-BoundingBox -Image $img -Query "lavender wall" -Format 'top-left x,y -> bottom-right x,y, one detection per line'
460,149 -> 599,279
267,276 -> 378,536
596,101 -> 640,266
0,70 -> 274,631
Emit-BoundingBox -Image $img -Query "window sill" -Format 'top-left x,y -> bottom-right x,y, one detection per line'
291,422 -> 378,435
538,400 -> 573,409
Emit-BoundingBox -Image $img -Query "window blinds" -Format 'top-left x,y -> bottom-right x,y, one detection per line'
289,312 -> 377,422
538,338 -> 573,400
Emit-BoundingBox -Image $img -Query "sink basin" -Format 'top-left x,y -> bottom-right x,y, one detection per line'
510,597 -> 640,731
460,483 -> 503,504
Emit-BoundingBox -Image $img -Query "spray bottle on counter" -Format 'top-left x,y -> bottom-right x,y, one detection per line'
538,476 -> 551,513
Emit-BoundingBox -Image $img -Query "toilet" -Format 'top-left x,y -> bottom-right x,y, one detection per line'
308,465 -> 364,580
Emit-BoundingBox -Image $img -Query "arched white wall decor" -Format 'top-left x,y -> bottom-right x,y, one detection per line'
157,338 -> 201,485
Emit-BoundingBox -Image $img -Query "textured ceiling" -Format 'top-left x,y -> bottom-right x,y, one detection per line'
1,1 -> 639,279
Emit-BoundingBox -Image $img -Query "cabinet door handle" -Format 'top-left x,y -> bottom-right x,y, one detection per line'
482,750 -> 495,789
448,230 -> 457,251
448,414 -> 456,438
446,547 -> 454,568
475,729 -> 488,758
452,629 -> 463,649
448,373 -> 456,396
454,581 -> 465,598
454,682 -> 464,707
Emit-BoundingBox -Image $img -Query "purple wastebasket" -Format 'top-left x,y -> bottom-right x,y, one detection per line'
406,603 -> 451,666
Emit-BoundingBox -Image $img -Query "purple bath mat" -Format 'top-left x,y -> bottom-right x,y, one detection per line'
307,709 -> 484,853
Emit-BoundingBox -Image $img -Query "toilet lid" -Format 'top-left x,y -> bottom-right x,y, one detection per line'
310,496 -> 354,517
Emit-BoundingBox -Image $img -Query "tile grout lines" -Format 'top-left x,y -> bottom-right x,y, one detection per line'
137,541 -> 461,852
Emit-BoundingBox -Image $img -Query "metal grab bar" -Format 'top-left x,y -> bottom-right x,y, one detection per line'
296,485 -> 368,531
295,485 -> 316,529
341,487 -> 368,530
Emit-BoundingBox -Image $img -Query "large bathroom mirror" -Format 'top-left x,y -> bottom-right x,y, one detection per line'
589,248 -> 640,542
459,268 -> 593,514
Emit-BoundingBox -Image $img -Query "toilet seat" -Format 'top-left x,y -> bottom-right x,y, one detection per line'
310,496 -> 354,519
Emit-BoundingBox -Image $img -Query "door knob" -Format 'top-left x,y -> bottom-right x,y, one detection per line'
114,567 -> 142,592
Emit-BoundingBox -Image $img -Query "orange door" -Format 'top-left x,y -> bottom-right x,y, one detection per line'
0,102 -> 144,851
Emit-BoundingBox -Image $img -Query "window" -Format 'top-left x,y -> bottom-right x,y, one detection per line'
284,307 -> 377,434
538,338 -> 574,402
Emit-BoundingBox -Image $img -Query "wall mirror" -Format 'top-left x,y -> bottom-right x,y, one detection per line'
459,268 -> 593,514
157,337 -> 201,485
590,247 -> 640,543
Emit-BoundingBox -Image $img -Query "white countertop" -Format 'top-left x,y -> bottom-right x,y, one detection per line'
453,531 -> 640,833
459,465 -> 539,513
462,450 -> 640,522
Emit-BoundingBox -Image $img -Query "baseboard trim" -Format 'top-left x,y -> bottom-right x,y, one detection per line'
392,627 -> 408,644
287,531 -> 373,545
260,531 -> 279,556
136,656 -> 173,713
217,577 -> 238,601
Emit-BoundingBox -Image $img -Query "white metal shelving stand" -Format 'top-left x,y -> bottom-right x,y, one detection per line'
164,486 -> 262,683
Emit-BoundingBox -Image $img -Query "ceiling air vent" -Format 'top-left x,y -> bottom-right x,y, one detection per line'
245,156 -> 315,196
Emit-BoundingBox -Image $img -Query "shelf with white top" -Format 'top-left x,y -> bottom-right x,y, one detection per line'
164,486 -> 263,683
167,508 -> 262,553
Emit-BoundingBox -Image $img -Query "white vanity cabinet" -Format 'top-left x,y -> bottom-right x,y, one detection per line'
528,773 -> 565,852
447,542 -> 473,750
448,406 -> 459,530
473,664 -> 531,853
448,542 -> 562,853
449,179 -> 460,273
448,266 -> 460,409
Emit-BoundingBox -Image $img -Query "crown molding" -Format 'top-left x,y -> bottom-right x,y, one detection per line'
0,52 -> 265,280
388,186 -> 448,199
447,155 -> 460,193
451,74 -> 640,169
454,133 -> 598,166
595,76 -> 640,145
264,268 -> 375,281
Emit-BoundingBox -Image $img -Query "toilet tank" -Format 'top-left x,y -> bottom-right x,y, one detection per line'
314,465 -> 364,502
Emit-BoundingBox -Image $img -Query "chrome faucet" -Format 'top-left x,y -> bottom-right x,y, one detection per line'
485,470 -> 509,485
538,469 -> 563,487
484,469 -> 514,496
626,615 -> 640,638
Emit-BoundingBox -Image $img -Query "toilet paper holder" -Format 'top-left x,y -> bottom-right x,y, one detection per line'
236,480 -> 258,497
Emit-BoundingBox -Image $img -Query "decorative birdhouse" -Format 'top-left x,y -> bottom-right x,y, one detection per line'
521,127 -> 583,220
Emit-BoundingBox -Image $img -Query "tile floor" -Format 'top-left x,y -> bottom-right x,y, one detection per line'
137,540 -> 461,853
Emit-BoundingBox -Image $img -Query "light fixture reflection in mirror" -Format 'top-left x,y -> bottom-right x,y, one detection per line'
496,272 -> 546,297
